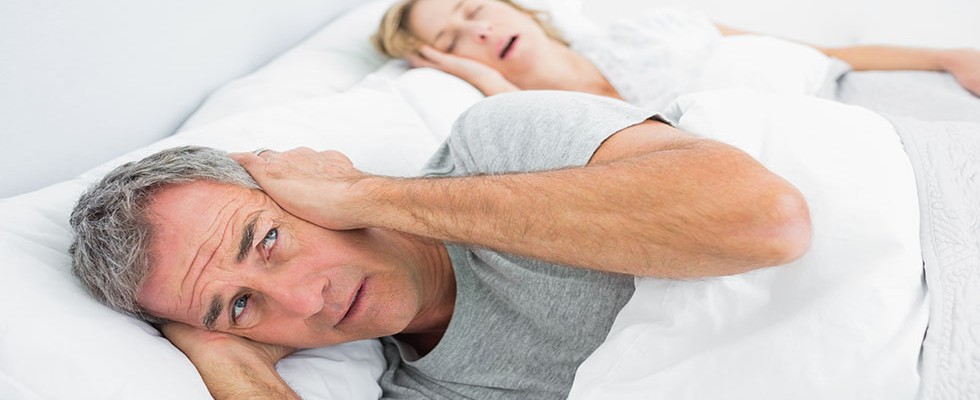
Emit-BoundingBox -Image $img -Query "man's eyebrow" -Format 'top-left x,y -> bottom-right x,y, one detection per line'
434,0 -> 465,42
236,215 -> 258,263
202,295 -> 222,330
201,212 -> 259,330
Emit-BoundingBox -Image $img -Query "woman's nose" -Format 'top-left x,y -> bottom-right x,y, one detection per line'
466,22 -> 492,41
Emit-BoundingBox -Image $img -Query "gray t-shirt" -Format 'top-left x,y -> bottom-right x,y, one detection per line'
378,91 -> 661,400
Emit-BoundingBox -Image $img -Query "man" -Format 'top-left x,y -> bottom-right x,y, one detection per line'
70,91 -> 811,399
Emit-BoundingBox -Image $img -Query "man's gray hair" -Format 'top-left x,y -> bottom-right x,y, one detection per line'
69,145 -> 259,322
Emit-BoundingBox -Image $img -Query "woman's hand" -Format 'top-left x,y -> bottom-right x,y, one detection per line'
938,48 -> 980,97
231,148 -> 376,231
407,45 -> 520,95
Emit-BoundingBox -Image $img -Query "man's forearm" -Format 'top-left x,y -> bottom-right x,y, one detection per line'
192,356 -> 299,400
233,117 -> 812,278
352,137 -> 810,278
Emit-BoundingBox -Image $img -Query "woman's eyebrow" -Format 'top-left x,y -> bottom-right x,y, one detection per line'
434,0 -> 465,42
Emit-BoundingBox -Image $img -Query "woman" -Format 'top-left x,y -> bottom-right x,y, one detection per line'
373,0 -> 980,112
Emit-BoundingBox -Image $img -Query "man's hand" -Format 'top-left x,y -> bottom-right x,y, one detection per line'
406,45 -> 519,96
938,48 -> 980,97
161,322 -> 299,399
161,322 -> 295,366
231,148 -> 374,230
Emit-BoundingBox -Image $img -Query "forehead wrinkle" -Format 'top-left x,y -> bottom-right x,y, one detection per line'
178,204 -> 226,291
193,194 -> 267,330
182,198 -> 243,323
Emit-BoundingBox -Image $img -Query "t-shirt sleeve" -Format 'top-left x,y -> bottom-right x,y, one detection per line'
421,91 -> 663,177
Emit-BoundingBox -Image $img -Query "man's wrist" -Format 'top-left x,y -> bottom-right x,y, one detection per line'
188,350 -> 299,400
344,175 -> 395,228
184,343 -> 267,368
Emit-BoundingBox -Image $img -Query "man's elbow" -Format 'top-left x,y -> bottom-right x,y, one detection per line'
753,186 -> 813,267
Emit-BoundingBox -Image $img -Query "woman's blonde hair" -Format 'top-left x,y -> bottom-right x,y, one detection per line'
372,0 -> 566,58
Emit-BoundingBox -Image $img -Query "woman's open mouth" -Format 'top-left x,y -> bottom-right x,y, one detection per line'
499,35 -> 519,59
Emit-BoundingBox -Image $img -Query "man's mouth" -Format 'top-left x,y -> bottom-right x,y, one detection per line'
338,280 -> 364,325
499,35 -> 519,59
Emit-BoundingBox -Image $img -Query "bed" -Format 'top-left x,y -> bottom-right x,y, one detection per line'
2,0 -> 979,399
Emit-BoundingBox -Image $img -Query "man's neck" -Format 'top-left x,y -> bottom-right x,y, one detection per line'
394,233 -> 456,355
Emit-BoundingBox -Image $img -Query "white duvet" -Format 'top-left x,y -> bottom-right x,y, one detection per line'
569,90 -> 927,399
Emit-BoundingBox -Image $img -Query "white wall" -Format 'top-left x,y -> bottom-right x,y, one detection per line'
583,0 -> 980,48
0,0 -> 367,199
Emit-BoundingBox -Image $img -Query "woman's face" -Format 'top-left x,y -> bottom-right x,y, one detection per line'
408,0 -> 551,77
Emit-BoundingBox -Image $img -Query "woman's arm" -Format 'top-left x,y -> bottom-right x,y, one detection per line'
714,24 -> 980,95
817,46 -> 980,95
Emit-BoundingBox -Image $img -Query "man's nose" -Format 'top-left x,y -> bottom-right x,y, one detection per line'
260,272 -> 325,318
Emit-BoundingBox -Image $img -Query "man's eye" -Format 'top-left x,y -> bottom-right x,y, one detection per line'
232,294 -> 250,322
261,228 -> 278,253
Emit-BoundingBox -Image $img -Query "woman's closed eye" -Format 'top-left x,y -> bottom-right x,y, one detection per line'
445,4 -> 482,53
447,36 -> 459,53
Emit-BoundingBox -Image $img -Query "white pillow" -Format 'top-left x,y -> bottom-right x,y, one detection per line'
700,34 -> 840,96
180,0 -> 398,130
358,60 -> 485,142
517,0 -> 598,42
180,0 -> 587,131
1,81 -> 438,400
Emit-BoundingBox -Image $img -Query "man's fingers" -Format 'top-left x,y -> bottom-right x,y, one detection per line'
157,322 -> 182,338
229,151 -> 262,166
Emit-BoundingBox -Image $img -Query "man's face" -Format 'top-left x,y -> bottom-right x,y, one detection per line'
137,181 -> 425,348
